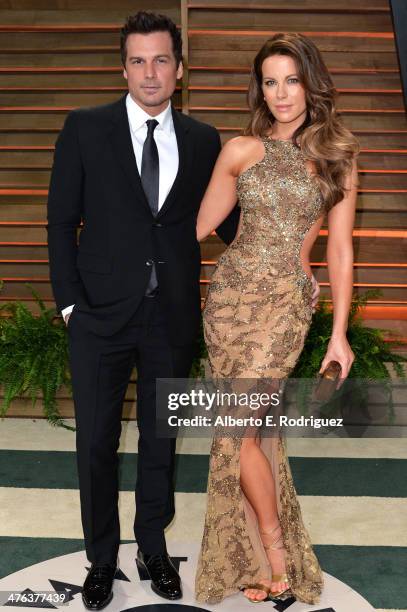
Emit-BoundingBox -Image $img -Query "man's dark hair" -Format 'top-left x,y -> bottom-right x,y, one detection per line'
120,11 -> 183,67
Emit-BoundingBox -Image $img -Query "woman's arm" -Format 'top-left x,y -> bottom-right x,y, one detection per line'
319,157 -> 358,381
196,137 -> 252,242
215,204 -> 242,245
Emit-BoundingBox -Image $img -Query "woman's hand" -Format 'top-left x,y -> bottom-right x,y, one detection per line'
319,335 -> 355,388
310,274 -> 320,313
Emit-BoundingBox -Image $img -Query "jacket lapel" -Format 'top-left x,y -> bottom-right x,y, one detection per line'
157,106 -> 193,218
108,94 -> 152,216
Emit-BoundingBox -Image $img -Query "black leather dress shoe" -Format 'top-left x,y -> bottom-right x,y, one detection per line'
136,549 -> 182,600
82,563 -> 116,610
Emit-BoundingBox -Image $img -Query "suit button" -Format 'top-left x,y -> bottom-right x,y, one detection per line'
146,259 -> 153,266
153,222 -> 162,227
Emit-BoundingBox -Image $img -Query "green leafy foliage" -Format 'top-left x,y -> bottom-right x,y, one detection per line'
0,282 -> 73,430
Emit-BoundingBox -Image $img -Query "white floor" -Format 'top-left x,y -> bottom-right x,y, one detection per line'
0,542 -> 374,612
2,417 -> 407,458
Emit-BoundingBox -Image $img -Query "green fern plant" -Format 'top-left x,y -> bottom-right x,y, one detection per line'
0,281 -> 73,430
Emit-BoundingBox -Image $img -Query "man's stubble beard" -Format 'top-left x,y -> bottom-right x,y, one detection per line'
132,89 -> 173,110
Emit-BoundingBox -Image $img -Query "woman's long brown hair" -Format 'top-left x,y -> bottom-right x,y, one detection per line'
243,32 -> 360,210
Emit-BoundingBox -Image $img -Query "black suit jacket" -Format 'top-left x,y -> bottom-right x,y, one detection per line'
47,93 -> 239,345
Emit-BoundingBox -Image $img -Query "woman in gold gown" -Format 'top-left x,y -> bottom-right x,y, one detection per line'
194,33 -> 359,605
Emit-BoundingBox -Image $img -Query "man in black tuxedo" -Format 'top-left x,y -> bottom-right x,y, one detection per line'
46,11 -> 239,609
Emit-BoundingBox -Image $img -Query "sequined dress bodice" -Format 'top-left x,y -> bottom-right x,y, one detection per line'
221,136 -> 326,290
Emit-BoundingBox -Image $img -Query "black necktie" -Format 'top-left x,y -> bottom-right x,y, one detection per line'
141,119 -> 159,295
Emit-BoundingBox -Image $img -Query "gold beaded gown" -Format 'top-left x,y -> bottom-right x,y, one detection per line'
194,136 -> 327,605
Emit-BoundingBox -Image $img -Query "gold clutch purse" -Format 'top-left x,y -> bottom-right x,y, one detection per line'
313,360 -> 342,402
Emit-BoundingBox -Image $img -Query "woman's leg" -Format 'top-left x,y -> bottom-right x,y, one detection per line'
239,436 -> 289,601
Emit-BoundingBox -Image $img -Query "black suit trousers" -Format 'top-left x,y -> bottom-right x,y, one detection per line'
67,293 -> 195,563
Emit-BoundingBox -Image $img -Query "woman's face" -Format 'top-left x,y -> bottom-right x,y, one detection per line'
261,54 -> 307,126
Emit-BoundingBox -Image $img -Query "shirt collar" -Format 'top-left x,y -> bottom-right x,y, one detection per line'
126,93 -> 173,136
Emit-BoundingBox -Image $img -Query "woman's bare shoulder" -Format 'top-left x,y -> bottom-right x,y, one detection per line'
220,135 -> 264,175
223,135 -> 263,154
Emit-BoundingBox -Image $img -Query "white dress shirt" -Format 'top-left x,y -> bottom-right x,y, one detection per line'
61,93 -> 179,322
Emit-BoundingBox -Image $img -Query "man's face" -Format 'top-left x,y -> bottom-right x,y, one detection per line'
123,31 -> 183,115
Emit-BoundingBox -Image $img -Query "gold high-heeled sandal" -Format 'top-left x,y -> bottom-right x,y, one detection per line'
240,583 -> 272,603
240,523 -> 290,603
259,523 -> 290,599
